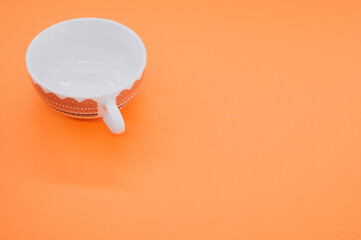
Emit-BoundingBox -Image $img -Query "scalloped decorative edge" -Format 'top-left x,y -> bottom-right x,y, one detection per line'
32,78 -> 142,117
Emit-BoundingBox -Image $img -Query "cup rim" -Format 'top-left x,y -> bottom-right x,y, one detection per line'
26,18 -> 147,99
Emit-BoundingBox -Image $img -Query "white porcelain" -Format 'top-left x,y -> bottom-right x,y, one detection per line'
26,18 -> 147,134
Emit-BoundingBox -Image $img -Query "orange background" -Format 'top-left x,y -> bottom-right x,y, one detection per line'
1,0 -> 361,239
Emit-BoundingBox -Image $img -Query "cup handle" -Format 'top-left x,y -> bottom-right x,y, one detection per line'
103,99 -> 125,134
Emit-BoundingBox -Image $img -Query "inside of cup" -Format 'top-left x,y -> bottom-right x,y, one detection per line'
26,18 -> 146,98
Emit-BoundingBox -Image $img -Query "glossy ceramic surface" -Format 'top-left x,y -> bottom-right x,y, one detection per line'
26,18 -> 147,132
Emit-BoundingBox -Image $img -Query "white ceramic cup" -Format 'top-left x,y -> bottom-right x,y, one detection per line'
26,18 -> 147,134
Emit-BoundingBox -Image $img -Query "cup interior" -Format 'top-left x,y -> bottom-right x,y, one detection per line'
26,18 -> 146,98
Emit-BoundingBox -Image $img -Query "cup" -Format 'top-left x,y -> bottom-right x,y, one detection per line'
26,18 -> 147,134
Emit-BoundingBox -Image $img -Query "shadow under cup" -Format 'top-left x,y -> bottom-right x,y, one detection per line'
26,18 -> 147,133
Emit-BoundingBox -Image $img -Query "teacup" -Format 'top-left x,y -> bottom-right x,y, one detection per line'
26,18 -> 147,134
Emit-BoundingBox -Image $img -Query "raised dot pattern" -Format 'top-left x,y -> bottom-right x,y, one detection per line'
31,78 -> 142,118
32,83 -> 98,115
116,79 -> 142,108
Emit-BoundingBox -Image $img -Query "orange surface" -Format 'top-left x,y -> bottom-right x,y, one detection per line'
1,0 -> 361,239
